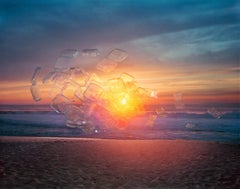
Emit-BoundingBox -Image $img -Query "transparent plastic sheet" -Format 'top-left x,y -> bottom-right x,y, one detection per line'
60,49 -> 79,58
107,78 -> 126,93
120,72 -> 135,83
61,81 -> 80,101
30,67 -> 42,101
96,58 -> 118,72
48,84 -> 62,98
83,83 -> 104,102
64,105 -> 86,124
135,87 -> 149,97
53,71 -> 72,86
88,73 -> 102,84
30,48 -> 165,134
82,49 -> 100,57
54,49 -> 79,71
107,49 -> 128,62
31,67 -> 41,85
50,94 -> 71,113
70,68 -> 90,86
173,92 -> 185,109
42,71 -> 56,84
55,56 -> 72,70
96,49 -> 128,72
207,107 -> 224,119
75,86 -> 86,100
30,84 -> 41,101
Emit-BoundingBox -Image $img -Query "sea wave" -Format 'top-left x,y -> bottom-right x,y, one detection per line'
0,109 -> 239,143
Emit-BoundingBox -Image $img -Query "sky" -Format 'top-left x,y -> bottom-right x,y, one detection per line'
0,0 -> 239,106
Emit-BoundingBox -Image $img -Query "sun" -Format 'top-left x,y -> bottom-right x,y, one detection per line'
121,97 -> 127,105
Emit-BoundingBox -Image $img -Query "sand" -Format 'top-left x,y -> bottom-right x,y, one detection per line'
0,137 -> 239,189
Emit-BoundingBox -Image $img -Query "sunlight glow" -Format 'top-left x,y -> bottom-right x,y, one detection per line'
121,98 -> 127,105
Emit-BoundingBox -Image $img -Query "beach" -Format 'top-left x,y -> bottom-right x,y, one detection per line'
0,137 -> 239,189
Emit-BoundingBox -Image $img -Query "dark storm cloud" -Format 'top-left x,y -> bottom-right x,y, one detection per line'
0,0 -> 239,80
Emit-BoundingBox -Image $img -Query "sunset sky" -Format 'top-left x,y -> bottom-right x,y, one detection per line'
0,0 -> 239,106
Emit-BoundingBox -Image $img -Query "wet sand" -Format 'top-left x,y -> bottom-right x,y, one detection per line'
0,137 -> 239,188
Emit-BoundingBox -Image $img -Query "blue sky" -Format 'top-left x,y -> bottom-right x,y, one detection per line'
0,0 -> 239,85
0,0 -> 240,80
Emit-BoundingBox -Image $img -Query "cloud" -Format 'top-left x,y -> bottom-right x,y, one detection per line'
0,0 -> 239,80
130,24 -> 240,67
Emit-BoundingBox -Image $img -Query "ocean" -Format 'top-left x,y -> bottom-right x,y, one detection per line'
0,105 -> 239,143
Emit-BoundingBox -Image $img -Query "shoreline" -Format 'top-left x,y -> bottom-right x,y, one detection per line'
1,135 -> 239,144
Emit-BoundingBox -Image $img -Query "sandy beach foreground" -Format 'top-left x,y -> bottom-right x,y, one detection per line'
0,137 -> 239,189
